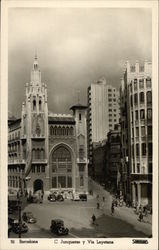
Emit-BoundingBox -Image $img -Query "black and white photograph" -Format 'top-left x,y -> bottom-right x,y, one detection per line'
0,0 -> 158,249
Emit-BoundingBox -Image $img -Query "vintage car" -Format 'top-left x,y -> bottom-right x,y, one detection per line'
8,217 -> 19,226
72,193 -> 80,201
56,194 -> 64,202
50,219 -> 69,235
22,212 -> 37,223
12,222 -> 28,234
27,194 -> 43,203
79,194 -> 87,201
48,194 -> 56,202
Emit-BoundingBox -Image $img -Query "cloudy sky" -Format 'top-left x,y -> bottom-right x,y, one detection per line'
8,7 -> 152,117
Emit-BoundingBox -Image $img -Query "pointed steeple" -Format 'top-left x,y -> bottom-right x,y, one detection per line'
31,53 -> 41,84
33,52 -> 39,71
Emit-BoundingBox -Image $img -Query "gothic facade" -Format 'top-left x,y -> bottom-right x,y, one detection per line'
8,56 -> 88,194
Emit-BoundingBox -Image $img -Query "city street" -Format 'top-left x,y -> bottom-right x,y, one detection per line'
9,181 -> 152,238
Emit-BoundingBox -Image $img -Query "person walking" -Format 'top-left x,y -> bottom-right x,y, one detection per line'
97,202 -> 100,209
111,202 -> 115,215
139,211 -> 143,222
92,214 -> 96,225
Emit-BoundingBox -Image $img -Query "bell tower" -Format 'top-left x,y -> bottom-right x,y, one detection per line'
21,55 -> 49,192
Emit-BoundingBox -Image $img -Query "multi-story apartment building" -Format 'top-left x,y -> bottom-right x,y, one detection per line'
87,77 -> 120,175
8,55 -> 88,195
120,60 -> 152,206
105,124 -> 121,193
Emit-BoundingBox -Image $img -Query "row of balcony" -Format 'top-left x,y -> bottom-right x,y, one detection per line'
8,159 -> 47,165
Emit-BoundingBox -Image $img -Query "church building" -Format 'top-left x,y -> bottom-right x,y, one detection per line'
8,56 -> 88,195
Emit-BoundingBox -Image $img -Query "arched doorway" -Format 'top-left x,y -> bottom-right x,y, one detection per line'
34,179 -> 43,193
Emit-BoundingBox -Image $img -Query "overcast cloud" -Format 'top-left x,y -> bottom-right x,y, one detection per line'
8,8 -> 152,117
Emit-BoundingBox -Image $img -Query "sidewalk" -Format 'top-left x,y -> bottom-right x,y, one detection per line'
89,179 -> 152,236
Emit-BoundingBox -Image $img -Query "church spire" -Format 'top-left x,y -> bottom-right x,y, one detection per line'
31,53 -> 41,84
33,52 -> 39,71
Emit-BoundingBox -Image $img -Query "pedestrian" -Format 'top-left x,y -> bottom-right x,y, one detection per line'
111,203 -> 115,215
102,196 -> 105,202
92,214 -> 96,225
139,212 -> 143,222
97,202 -> 100,209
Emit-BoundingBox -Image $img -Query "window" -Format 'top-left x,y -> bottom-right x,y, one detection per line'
139,79 -> 144,89
108,99 -> 112,102
142,143 -> 146,156
147,91 -> 152,104
114,109 -> 116,112
79,113 -> 81,121
136,144 -> 139,156
147,109 -> 152,120
130,95 -> 133,107
114,119 -> 117,122
37,166 -> 40,172
137,163 -> 140,173
58,176 -> 66,188
32,165 -> 35,173
109,114 -> 112,117
131,112 -> 133,122
135,110 -> 138,120
41,166 -> 45,173
33,99 -> 36,111
148,126 -> 152,136
50,126 -> 53,136
109,124 -> 112,127
80,175 -> 84,187
136,127 -> 139,137
108,94 -> 112,97
140,92 -> 145,103
39,100 -> 42,111
148,143 -> 152,157
134,93 -> 138,105
113,99 -> 116,102
79,147 -> 84,159
67,176 -> 72,188
132,128 -> 134,137
148,163 -> 152,173
134,79 -> 137,90
146,77 -> 151,88
140,109 -> 145,119
141,126 -> 145,136
109,104 -> 112,107
52,177 -> 57,188
108,89 -> 112,92
79,165 -> 84,172
109,119 -> 112,122
130,83 -> 132,92
109,109 -> 112,112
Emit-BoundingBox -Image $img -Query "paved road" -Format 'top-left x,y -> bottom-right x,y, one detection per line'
9,197 -> 150,238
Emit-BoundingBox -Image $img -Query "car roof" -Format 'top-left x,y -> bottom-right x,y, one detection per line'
51,219 -> 63,223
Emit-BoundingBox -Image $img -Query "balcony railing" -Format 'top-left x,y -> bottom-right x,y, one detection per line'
32,159 -> 47,164
77,158 -> 87,164
8,159 -> 26,165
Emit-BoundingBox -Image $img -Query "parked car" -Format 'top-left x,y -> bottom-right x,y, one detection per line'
79,194 -> 87,201
22,212 -> 37,223
27,194 -> 43,203
8,216 -> 18,226
56,194 -> 64,202
50,219 -> 69,235
48,194 -> 56,202
72,193 -> 80,201
12,222 -> 28,234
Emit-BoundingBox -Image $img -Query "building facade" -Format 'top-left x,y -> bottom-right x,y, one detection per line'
8,56 -> 88,194
87,77 -> 120,175
105,124 -> 121,193
120,61 -> 152,206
